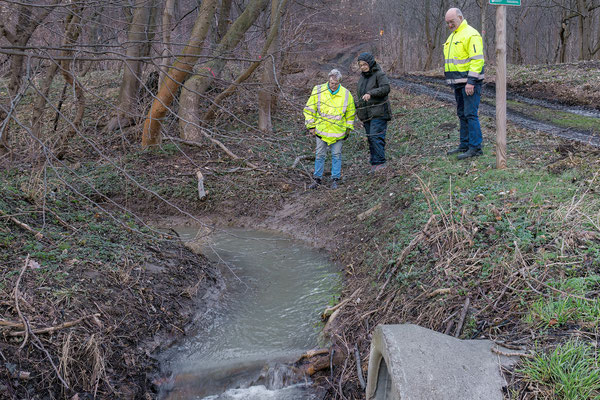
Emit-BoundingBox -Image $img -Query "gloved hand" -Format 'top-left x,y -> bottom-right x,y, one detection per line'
342,128 -> 351,140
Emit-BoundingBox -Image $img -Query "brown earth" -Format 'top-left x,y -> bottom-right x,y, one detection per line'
2,60 -> 599,400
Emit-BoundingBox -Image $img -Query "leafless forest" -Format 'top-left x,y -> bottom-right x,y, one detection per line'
0,0 -> 599,164
2,1 -> 600,399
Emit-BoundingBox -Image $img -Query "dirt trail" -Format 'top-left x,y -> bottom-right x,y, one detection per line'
393,75 -> 600,147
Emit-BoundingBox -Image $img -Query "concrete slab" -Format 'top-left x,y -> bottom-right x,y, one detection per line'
366,324 -> 519,400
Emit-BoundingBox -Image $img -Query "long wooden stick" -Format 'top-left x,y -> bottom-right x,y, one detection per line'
9,314 -> 101,337
0,319 -> 24,328
0,209 -> 43,240
454,297 -> 471,338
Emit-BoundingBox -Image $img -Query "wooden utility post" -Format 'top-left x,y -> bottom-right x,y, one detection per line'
489,0 -> 520,169
495,5 -> 507,169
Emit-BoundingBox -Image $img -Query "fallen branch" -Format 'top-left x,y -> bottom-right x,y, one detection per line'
166,136 -> 258,169
492,347 -> 534,359
321,288 -> 362,320
292,154 -> 313,169
46,208 -> 75,231
354,344 -> 366,390
323,308 -> 342,334
9,313 -> 101,337
454,297 -> 471,338
298,348 -> 330,361
13,256 -> 31,349
357,203 -> 382,221
0,210 -> 43,240
427,288 -> 452,298
0,319 -> 24,328
196,170 -> 207,200
322,298 -> 352,320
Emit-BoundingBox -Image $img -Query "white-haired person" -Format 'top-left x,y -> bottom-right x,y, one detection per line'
303,69 -> 356,189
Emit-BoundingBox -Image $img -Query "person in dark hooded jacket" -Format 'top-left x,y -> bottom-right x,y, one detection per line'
356,52 -> 391,172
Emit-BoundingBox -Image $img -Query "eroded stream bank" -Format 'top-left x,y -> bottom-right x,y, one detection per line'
158,227 -> 341,399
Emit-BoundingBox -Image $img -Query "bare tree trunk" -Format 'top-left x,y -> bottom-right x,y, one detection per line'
423,0 -> 433,70
512,8 -> 528,64
159,0 -> 176,87
55,5 -> 86,156
257,0 -> 282,133
7,5 -> 33,98
142,0 -> 219,146
178,0 -> 269,141
204,0 -> 289,121
578,0 -> 592,60
0,1 -> 57,154
479,0 -> 488,61
217,0 -> 233,39
106,0 -> 158,132
555,3 -> 572,64
30,63 -> 59,156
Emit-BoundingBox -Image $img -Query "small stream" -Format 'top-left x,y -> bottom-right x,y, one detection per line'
158,228 -> 340,399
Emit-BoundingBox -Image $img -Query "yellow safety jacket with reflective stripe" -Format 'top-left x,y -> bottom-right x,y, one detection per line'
443,19 -> 485,86
303,83 -> 356,145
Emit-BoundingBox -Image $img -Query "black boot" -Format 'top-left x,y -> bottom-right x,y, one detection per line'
308,178 -> 322,189
457,148 -> 483,160
330,178 -> 339,189
447,147 -> 468,155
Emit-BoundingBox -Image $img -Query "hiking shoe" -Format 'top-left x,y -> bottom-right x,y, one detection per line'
330,178 -> 339,189
457,148 -> 483,160
447,147 -> 469,156
373,164 -> 387,173
308,178 -> 322,189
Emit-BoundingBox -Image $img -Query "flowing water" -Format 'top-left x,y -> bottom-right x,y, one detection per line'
159,228 -> 340,400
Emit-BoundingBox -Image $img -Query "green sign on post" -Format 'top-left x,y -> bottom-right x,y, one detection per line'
490,0 -> 521,5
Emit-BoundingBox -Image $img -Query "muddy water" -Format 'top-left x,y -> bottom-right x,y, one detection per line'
159,228 -> 340,399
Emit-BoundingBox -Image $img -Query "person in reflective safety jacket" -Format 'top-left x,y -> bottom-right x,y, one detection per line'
444,7 -> 485,160
303,69 -> 356,189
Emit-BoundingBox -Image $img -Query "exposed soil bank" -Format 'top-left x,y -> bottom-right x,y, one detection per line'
3,60 -> 600,400
0,187 -> 222,399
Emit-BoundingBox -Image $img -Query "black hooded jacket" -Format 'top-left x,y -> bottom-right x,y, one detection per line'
357,63 -> 391,122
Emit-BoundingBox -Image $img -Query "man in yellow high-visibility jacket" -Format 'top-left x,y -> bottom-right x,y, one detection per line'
303,69 -> 356,189
444,8 -> 485,160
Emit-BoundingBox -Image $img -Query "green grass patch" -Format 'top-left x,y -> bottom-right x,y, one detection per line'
526,276 -> 600,328
519,340 -> 600,400
506,99 -> 600,133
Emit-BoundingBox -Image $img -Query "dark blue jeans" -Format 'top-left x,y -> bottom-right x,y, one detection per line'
364,118 -> 387,166
454,84 -> 483,151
